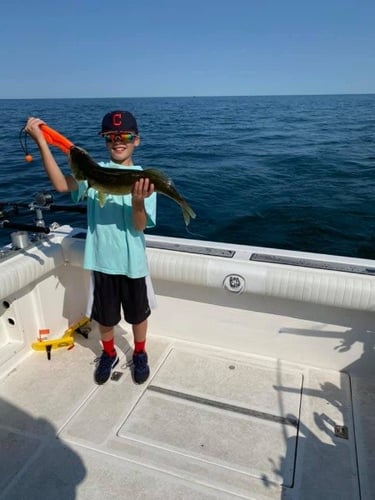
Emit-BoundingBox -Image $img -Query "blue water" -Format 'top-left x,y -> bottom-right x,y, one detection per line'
1,95 -> 375,258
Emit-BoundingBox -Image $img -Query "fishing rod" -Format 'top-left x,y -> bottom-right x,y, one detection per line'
0,221 -> 50,234
0,192 -> 86,235
0,193 -> 86,215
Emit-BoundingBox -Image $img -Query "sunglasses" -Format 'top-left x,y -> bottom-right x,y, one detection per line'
103,133 -> 137,144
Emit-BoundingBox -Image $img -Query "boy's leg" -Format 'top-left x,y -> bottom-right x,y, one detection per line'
133,319 -> 147,353
91,272 -> 121,385
132,319 -> 150,384
120,276 -> 151,384
94,324 -> 119,385
100,324 -> 117,357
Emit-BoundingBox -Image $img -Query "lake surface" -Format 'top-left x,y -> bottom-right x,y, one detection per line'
1,94 -> 375,258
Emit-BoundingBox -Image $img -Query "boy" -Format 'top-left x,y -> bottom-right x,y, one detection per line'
25,110 -> 156,385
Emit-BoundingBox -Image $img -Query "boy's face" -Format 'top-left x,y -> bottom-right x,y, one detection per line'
103,132 -> 140,166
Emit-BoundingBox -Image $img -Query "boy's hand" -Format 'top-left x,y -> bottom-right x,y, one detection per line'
132,178 -> 155,230
132,178 -> 155,202
25,117 -> 47,144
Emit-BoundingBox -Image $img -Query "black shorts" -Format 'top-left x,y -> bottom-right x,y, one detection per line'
91,271 -> 151,327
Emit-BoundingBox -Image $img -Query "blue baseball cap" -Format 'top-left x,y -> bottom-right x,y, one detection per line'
99,110 -> 138,135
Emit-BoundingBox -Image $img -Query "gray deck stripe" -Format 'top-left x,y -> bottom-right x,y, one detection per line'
147,385 -> 298,427
146,240 -> 235,257
250,252 -> 375,276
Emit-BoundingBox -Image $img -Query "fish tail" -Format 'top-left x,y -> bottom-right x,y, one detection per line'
181,200 -> 196,226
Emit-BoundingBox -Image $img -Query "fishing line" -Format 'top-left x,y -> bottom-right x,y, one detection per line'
19,126 -> 33,162
185,226 -> 204,238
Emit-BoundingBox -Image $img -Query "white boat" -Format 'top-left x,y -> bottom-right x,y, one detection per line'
0,212 -> 374,499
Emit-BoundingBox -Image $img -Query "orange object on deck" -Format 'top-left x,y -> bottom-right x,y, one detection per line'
40,124 -> 74,154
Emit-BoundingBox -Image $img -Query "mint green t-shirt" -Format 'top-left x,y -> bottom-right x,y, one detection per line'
72,162 -> 157,278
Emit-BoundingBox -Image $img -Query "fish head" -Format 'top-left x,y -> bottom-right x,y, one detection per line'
69,146 -> 100,181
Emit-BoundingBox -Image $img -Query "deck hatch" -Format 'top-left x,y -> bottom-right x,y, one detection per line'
118,349 -> 303,487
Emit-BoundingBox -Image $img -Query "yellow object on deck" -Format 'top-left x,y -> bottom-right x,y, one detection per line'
31,317 -> 90,352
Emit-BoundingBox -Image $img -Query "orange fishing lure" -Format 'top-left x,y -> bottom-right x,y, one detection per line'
21,123 -> 74,161
40,124 -> 74,154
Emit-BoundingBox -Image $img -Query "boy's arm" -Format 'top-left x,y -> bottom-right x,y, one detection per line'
25,117 -> 77,193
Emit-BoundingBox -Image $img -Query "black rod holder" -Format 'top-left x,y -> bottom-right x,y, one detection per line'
0,221 -> 50,233
48,204 -> 87,213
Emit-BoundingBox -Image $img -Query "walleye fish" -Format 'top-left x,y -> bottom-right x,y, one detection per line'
69,145 -> 196,226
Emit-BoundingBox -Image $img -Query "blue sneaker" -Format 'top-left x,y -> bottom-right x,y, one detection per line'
132,351 -> 150,384
94,350 -> 119,385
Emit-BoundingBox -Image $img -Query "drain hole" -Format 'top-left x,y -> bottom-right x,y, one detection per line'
2,300 -> 10,309
7,318 -> 16,326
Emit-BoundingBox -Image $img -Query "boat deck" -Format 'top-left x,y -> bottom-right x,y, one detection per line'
1,319 -> 374,499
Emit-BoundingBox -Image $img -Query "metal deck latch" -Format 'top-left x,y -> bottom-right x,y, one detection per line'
334,424 -> 349,439
111,371 -> 123,381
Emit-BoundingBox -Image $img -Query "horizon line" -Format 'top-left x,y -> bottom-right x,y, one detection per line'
1,92 -> 375,100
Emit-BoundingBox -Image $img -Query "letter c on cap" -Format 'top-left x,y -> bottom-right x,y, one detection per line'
112,113 -> 122,127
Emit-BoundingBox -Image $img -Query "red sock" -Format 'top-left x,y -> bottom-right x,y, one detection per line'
134,340 -> 146,353
102,338 -> 116,357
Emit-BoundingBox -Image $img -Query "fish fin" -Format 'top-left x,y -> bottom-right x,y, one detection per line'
81,186 -> 89,200
144,168 -> 173,185
181,200 -> 196,226
98,192 -> 107,207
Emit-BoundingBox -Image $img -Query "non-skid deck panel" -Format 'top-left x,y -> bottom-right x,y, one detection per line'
119,389 -> 298,486
60,344 -> 360,499
148,349 -> 302,419
1,439 -> 235,500
0,334 -> 361,499
0,427 -> 40,494
118,348 -> 302,486
349,376 -> 375,500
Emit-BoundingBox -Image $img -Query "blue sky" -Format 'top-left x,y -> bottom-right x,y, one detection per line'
1,0 -> 374,98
